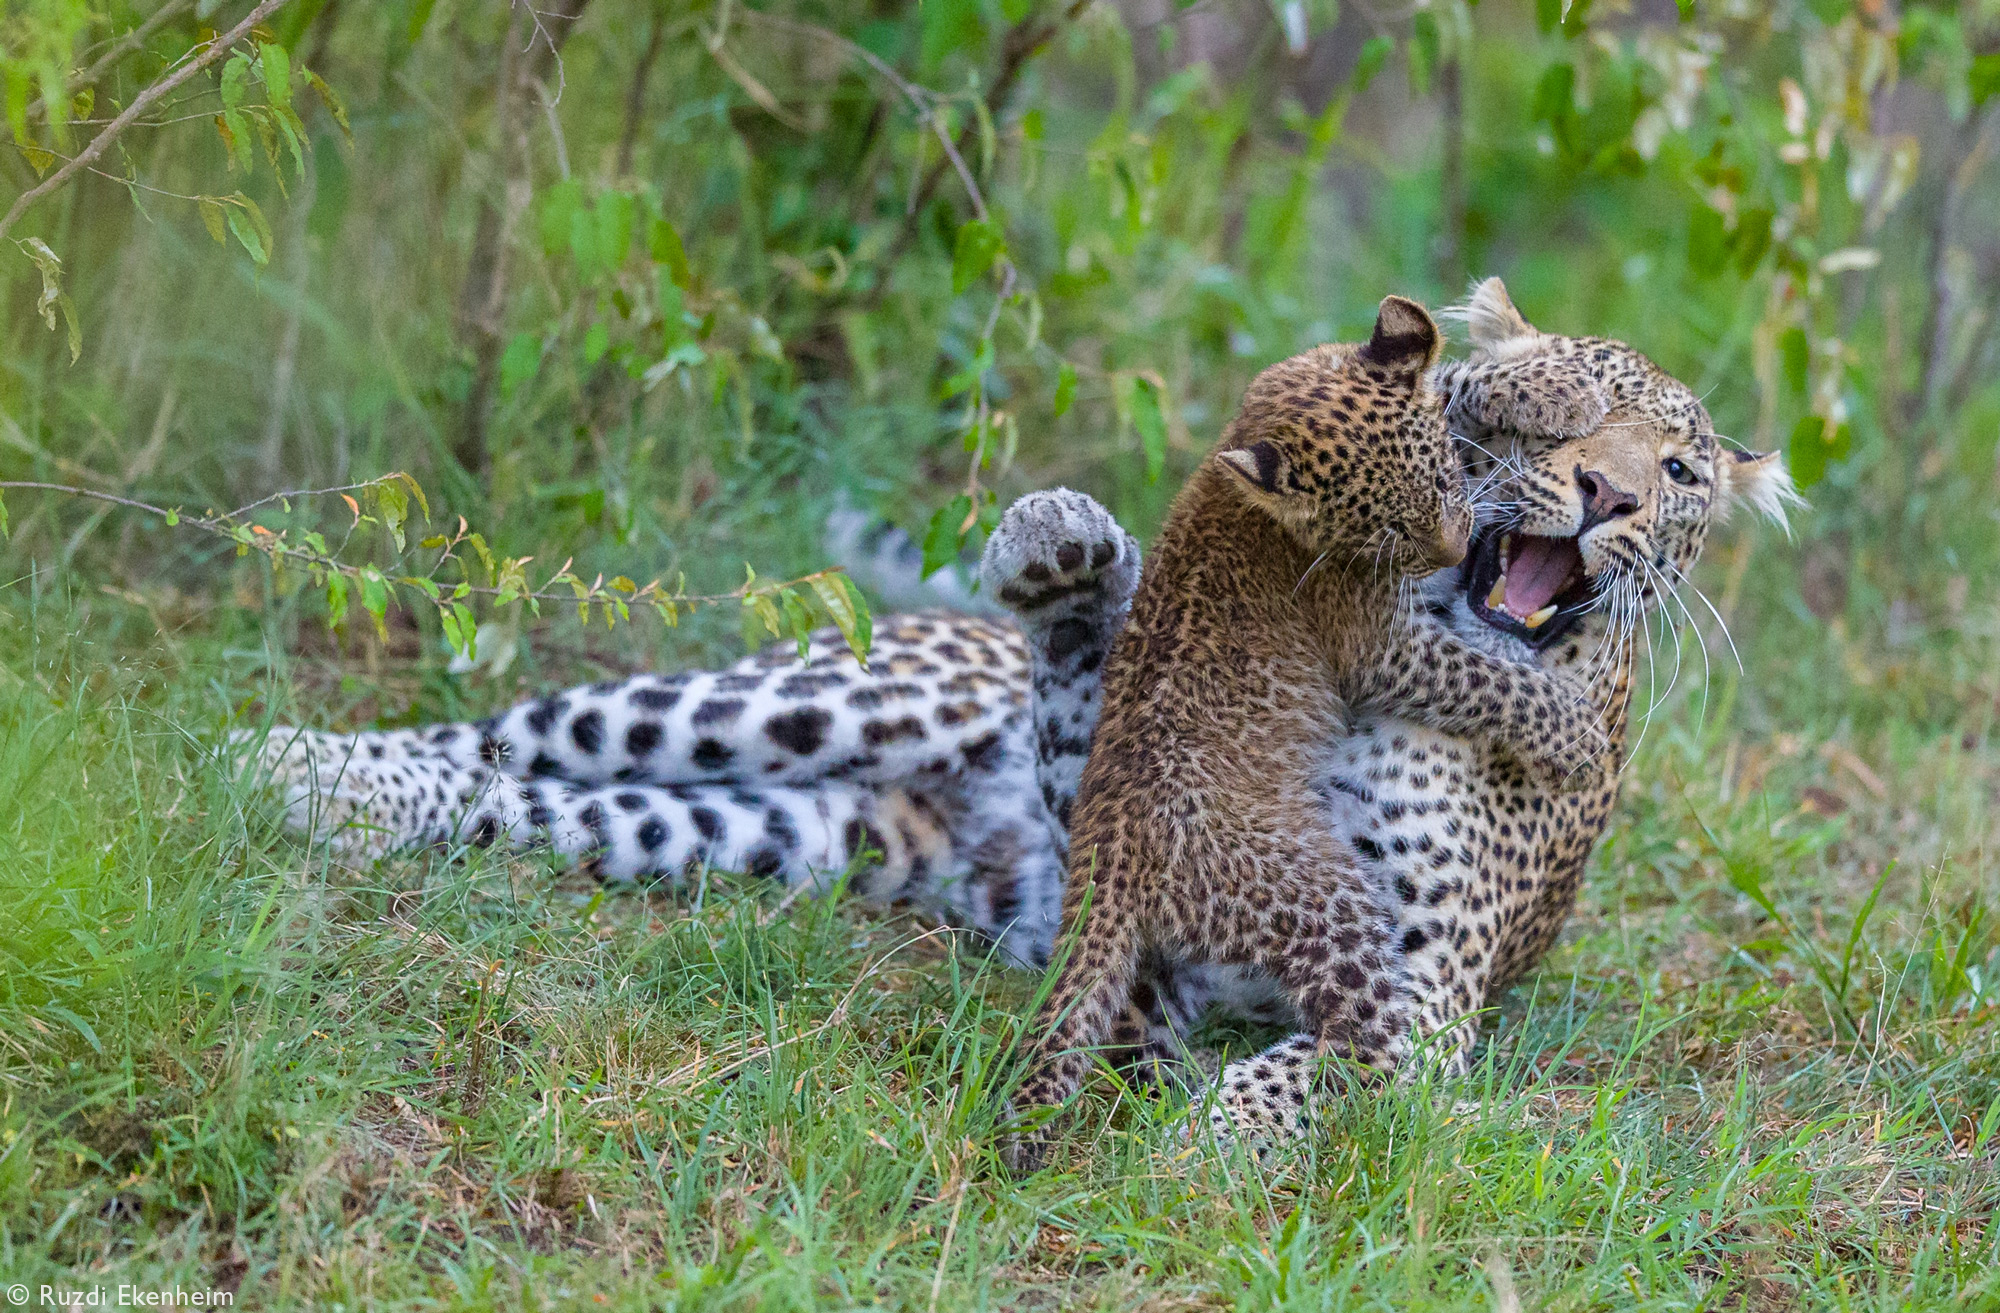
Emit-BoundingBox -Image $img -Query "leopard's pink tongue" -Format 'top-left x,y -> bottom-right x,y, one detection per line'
1503,536 -> 1582,615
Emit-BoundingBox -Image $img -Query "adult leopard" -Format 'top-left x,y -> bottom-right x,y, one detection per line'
249,281 -> 1795,1134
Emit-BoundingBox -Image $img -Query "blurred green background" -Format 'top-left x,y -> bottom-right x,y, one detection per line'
3,0 -> 1995,703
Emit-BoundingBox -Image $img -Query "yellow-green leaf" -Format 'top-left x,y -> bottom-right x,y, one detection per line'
325,572 -> 348,629
302,68 -> 351,144
198,197 -> 229,244
807,573 -> 872,666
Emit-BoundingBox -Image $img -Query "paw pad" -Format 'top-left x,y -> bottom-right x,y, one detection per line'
978,488 -> 1139,619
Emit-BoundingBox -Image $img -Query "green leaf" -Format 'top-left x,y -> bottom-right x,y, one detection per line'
376,480 -> 408,552
780,587 -> 818,659
198,197 -> 228,244
0,488 -> 8,539
1536,0 -> 1562,33
1129,376 -> 1168,484
583,321 -> 610,364
1787,415 -> 1828,490
649,216 -> 691,286
226,193 -> 273,264
922,494 -> 973,578
301,68 -> 351,143
392,471 -> 430,522
569,203 -> 603,278
1780,327 -> 1809,395
1115,374 -> 1170,483
920,0 -> 985,69
443,601 -> 477,660
259,41 -> 292,110
19,237 -> 72,357
359,567 -> 390,641
597,190 -> 637,272
56,291 -> 80,363
221,52 -> 251,110
539,179 -> 585,257
325,572 -> 349,630
1409,13 -> 1440,98
1532,62 -> 1575,126
1972,54 -> 2000,109
222,107 -> 255,172
952,218 -> 1006,295
1053,361 -> 1078,418
1353,36 -> 1392,92
1733,206 -> 1773,275
808,574 -> 873,666
408,0 -> 439,42
1687,203 -> 1728,277
499,333 -> 541,398
941,338 -> 995,400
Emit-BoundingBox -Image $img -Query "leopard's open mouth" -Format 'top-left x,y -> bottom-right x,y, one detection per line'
1463,528 -> 1591,649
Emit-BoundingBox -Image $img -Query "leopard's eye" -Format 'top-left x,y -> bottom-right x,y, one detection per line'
1663,456 -> 1698,485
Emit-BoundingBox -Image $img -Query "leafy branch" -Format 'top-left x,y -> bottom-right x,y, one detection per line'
0,0 -> 294,244
0,475 -> 873,665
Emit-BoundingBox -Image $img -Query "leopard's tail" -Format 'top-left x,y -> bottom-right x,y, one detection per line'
235,722 -> 948,896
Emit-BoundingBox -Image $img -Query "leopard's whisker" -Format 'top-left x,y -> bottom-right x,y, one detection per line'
1294,549 -> 1331,598
1642,553 -> 1713,730
1666,559 -> 1746,676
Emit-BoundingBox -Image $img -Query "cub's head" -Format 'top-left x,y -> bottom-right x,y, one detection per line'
1215,296 -> 1473,574
1438,278 -> 1800,652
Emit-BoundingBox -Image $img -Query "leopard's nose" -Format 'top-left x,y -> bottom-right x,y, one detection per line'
1425,518 -> 1470,570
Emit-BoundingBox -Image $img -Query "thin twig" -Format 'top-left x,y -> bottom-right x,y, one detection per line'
736,9 -> 993,222
0,0 -> 292,244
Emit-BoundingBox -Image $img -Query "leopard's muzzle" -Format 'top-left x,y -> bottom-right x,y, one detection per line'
1462,528 -> 1591,649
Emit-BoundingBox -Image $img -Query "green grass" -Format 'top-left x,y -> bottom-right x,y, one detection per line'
2,535 -> 1998,1311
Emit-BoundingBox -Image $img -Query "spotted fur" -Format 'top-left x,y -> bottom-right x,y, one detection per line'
245,615 -> 1063,967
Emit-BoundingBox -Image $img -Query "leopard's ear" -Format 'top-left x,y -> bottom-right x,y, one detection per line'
1359,296 -> 1441,372
1454,277 -> 1544,361
1716,447 -> 1803,533
1218,440 -> 1285,494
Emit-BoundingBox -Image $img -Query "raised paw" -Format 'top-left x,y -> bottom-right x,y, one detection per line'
978,488 -> 1140,622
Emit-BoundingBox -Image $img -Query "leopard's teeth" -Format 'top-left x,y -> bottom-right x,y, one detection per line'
1487,574 -> 1509,610
1523,604 -> 1558,630
1500,533 -> 1514,566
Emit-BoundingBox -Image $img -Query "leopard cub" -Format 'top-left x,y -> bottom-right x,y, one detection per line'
1007,297 -> 1608,1167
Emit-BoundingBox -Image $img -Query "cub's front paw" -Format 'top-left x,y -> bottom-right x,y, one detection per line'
979,489 -> 1139,620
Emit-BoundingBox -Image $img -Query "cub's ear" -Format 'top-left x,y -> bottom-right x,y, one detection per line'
1360,295 -> 1441,372
1218,440 -> 1285,494
1716,447 -> 1803,533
